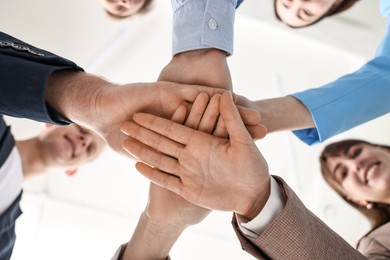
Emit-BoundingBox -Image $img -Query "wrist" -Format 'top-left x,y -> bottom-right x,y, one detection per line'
238,176 -> 271,220
45,70 -> 114,129
253,96 -> 314,133
121,212 -> 184,260
169,49 -> 232,90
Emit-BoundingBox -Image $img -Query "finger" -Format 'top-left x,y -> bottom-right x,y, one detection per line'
198,94 -> 221,134
246,124 -> 268,140
184,92 -> 209,129
131,113 -> 196,146
121,121 -> 185,159
220,92 -> 253,144
212,115 -> 229,138
123,137 -> 181,176
171,103 -> 188,124
237,106 -> 261,126
174,83 -> 227,102
136,162 -> 183,196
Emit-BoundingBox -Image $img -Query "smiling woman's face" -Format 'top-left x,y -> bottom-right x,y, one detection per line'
96,0 -> 146,17
275,0 -> 341,27
325,143 -> 390,205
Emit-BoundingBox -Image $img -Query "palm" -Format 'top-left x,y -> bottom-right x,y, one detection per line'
176,132 -> 268,213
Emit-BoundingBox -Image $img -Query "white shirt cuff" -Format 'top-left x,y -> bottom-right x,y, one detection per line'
236,177 -> 285,238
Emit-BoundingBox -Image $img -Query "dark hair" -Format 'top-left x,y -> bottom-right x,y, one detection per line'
274,0 -> 360,28
106,0 -> 154,19
319,139 -> 390,245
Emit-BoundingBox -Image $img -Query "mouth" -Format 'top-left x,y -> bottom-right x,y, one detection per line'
64,135 -> 76,159
365,162 -> 380,184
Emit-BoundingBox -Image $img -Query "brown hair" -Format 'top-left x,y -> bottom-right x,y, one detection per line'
320,139 -> 390,245
106,0 -> 154,19
274,0 -> 360,28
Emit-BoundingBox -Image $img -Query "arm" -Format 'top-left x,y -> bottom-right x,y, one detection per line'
236,95 -> 315,133
0,32 -> 231,157
237,56 -> 390,145
238,16 -> 390,145
119,184 -> 210,260
232,176 -> 365,259
117,94 -> 218,260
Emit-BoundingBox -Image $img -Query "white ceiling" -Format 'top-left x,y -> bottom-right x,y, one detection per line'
2,0 -> 390,259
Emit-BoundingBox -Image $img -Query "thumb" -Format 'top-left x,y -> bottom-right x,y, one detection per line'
220,92 -> 253,144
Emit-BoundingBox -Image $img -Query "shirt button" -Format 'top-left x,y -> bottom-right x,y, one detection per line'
208,18 -> 218,30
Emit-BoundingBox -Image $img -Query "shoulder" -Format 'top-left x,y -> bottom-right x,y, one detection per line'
358,222 -> 390,258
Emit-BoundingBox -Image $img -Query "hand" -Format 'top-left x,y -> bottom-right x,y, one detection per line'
121,92 -> 271,220
120,95 -> 214,260
159,49 -> 266,139
145,93 -> 213,229
45,71 -> 229,156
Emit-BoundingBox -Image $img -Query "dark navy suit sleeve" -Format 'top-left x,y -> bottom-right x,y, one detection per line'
0,31 -> 84,124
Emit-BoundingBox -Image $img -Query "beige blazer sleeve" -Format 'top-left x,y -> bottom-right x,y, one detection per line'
231,176 -> 366,260
358,222 -> 390,259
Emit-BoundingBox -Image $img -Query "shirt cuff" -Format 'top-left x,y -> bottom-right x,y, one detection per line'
171,0 -> 236,56
236,177 -> 285,237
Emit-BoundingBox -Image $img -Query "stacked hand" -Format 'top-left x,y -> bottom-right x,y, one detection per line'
46,68 -> 265,158
121,92 -> 271,220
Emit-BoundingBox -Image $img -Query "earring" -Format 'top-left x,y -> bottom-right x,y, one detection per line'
366,203 -> 374,210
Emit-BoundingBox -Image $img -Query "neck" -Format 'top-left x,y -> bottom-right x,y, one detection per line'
16,137 -> 48,180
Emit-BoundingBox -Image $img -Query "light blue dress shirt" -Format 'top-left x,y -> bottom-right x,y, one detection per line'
171,0 -> 238,56
291,0 -> 390,145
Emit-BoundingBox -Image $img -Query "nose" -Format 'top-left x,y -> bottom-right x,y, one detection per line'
344,158 -> 365,179
118,0 -> 129,6
79,133 -> 93,148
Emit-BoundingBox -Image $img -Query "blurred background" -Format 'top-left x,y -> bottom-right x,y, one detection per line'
1,0 -> 389,259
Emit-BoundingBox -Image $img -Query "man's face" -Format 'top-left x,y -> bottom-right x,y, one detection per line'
39,124 -> 105,168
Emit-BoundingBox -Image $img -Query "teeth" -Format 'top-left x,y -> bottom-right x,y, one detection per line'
367,164 -> 378,182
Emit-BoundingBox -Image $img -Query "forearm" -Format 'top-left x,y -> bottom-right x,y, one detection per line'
245,96 -> 314,133
120,212 -> 184,260
0,31 -> 83,123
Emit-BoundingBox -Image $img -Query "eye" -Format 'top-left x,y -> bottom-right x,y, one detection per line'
341,169 -> 348,180
78,125 -> 90,135
336,168 -> 348,183
352,148 -> 362,158
281,0 -> 292,8
348,146 -> 362,159
302,8 -> 313,17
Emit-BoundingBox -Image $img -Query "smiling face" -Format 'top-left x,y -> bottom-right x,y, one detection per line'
39,124 -> 105,168
275,0 -> 342,28
323,143 -> 390,206
96,0 -> 146,17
